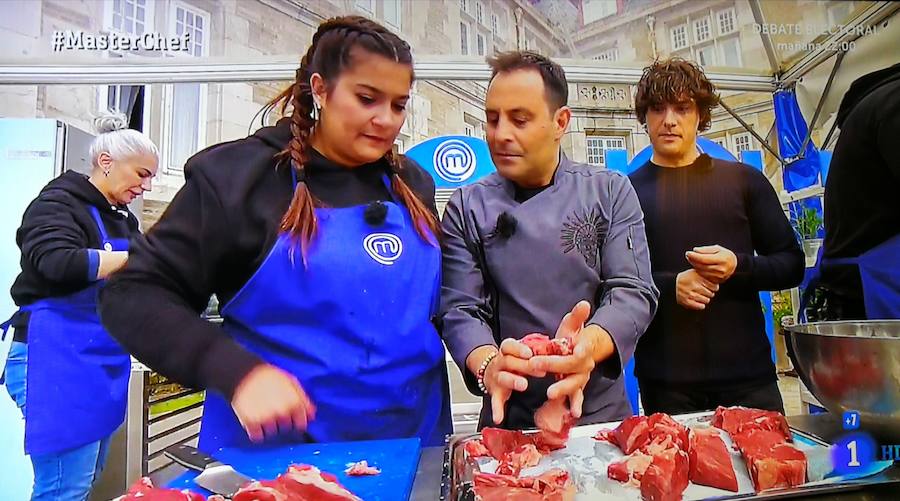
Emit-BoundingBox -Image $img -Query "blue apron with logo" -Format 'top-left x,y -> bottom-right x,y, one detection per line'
801,233 -> 900,320
198,174 -> 452,449
24,205 -> 131,455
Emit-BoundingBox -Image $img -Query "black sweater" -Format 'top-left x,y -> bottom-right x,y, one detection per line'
10,171 -> 140,340
821,63 -> 900,303
629,155 -> 804,388
98,119 -> 436,400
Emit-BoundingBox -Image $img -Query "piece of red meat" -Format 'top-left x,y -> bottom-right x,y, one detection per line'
606,413 -> 686,456
232,465 -> 361,501
466,439 -> 492,458
533,399 -> 576,453
688,428 -> 738,492
743,445 -> 807,492
592,428 -> 616,444
639,446 -> 690,501
121,477 -> 206,501
473,468 -> 575,501
646,413 -> 690,452
607,451 -> 653,486
481,428 -> 533,460
520,334 -> 573,357
611,416 -> 652,455
730,428 -> 807,491
344,460 -> 380,476
712,406 -> 791,442
496,444 -> 543,476
731,428 -> 790,457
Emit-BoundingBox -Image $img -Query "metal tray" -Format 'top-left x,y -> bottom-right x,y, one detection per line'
441,411 -> 898,500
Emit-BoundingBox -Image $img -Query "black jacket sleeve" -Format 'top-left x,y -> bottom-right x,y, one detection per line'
19,197 -> 94,285
99,164 -> 264,400
731,167 -> 805,291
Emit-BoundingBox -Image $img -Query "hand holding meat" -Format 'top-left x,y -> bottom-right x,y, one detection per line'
528,301 -> 615,418
231,364 -> 316,443
675,269 -> 720,310
483,338 -> 542,424
685,244 -> 738,283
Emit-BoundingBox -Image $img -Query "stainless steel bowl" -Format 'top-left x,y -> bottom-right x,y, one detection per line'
785,320 -> 900,441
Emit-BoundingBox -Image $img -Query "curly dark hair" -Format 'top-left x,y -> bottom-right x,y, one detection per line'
634,58 -> 720,131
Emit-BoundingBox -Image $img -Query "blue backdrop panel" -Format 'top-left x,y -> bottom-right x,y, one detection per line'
604,149 -> 632,174
819,150 -> 833,185
774,89 -> 822,192
405,135 -> 495,189
740,150 -> 763,170
626,137 -> 735,173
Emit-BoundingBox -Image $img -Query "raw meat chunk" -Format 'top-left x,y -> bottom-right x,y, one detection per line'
646,413 -> 690,452
604,413 -> 687,456
533,400 -> 576,453
465,439 -> 491,458
744,447 -> 807,492
592,428 -> 615,444
607,451 -> 653,486
611,416 -> 652,455
731,428 -> 790,457
496,444 -> 543,476
639,447 -> 690,501
121,477 -> 206,501
712,406 -> 791,442
521,334 -> 573,356
717,410 -> 808,492
344,460 -> 381,476
233,465 -> 361,501
688,428 -> 738,492
481,428 -> 533,460
731,428 -> 807,491
474,468 -> 575,501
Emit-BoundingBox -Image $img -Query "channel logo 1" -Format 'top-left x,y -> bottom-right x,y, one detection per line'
833,410 -> 898,473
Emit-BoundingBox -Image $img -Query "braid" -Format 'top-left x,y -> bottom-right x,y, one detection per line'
276,62 -> 319,265
385,150 -> 441,243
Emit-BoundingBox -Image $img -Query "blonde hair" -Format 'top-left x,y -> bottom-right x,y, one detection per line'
88,111 -> 159,168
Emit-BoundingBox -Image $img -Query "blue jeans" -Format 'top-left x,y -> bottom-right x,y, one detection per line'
5,340 -> 27,411
4,340 -> 112,501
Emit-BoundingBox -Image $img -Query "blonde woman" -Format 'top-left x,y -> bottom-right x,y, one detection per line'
2,112 -> 159,501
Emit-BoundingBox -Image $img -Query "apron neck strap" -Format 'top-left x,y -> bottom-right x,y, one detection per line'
381,173 -> 401,204
88,205 -> 111,243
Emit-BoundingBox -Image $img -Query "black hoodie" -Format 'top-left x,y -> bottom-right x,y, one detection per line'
821,63 -> 900,302
10,170 -> 140,340
98,119 -> 436,401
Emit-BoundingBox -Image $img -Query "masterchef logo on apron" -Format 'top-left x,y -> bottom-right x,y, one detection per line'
363,232 -> 403,265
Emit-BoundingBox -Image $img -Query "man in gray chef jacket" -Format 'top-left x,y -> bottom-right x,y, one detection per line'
439,51 -> 659,430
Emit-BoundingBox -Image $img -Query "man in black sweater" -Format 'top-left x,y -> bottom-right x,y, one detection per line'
628,59 -> 805,414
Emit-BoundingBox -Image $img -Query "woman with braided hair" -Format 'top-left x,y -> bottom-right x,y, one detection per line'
99,16 -> 452,449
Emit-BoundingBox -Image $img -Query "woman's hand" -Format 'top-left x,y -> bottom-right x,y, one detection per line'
230,364 -> 316,443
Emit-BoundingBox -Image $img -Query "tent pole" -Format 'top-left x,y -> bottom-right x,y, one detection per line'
718,99 -> 785,165
749,0 -> 781,75
796,51 -> 846,158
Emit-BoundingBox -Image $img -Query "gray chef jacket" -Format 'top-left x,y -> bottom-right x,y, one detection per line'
439,154 -> 659,430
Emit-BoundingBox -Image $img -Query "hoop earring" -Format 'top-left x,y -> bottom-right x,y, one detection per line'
311,100 -> 321,121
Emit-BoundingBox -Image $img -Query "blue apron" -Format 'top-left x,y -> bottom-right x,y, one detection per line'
24,205 -> 131,455
198,175 -> 452,450
801,233 -> 900,320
